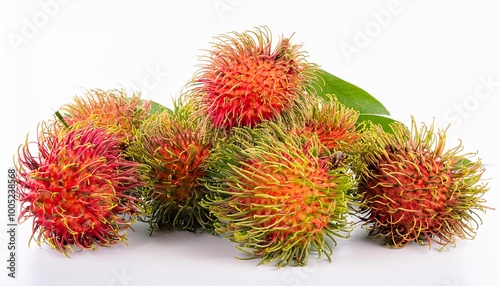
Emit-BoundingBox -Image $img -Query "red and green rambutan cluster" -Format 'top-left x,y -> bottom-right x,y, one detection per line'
185,27 -> 368,266
16,89 -> 150,255
14,26 -> 492,266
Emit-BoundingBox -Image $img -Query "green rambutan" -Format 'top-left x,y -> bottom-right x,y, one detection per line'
202,122 -> 356,267
16,121 -> 144,256
127,97 -> 215,232
190,26 -> 317,129
357,118 -> 490,249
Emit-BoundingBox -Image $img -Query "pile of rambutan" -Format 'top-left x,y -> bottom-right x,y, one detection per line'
15,26 -> 492,267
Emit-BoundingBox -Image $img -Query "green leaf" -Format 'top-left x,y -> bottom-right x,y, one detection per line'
313,69 -> 390,116
357,114 -> 397,134
148,100 -> 172,115
453,157 -> 473,169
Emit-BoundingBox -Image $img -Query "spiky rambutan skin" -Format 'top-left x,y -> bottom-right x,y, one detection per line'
289,95 -> 361,156
58,88 -> 151,145
357,118 -> 490,249
16,121 -> 144,256
202,122 -> 356,267
128,97 -> 215,232
190,26 -> 317,129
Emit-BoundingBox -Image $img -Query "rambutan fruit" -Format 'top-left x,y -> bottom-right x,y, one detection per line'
202,122 -> 356,267
190,26 -> 317,129
16,121 -> 144,256
127,97 -> 215,232
57,88 -> 151,145
357,118 -> 490,249
289,95 -> 361,156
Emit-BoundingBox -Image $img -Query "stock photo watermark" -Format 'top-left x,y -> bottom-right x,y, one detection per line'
7,0 -> 70,53
212,0 -> 243,21
443,73 -> 499,128
281,259 -> 320,286
339,0 -> 402,63
6,168 -> 17,279
108,267 -> 135,286
137,64 -> 170,97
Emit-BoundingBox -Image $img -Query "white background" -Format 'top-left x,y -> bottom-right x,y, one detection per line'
1,1 -> 499,285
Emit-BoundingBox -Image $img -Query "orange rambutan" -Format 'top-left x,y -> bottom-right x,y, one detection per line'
190,26 -> 317,129
202,122 -> 356,267
58,88 -> 151,144
291,95 -> 361,154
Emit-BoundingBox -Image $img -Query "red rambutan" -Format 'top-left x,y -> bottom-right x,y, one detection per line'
16,121 -> 144,256
357,118 -> 490,249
